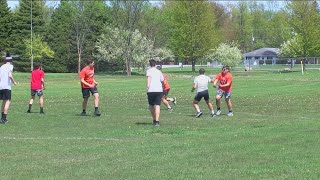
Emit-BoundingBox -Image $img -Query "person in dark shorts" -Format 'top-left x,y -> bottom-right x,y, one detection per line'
146,60 -> 164,126
27,62 -> 45,113
191,68 -> 215,118
79,58 -> 101,116
0,53 -> 17,124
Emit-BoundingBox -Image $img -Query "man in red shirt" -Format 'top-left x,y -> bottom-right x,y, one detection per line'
212,65 -> 233,117
27,62 -> 45,114
156,66 -> 176,111
79,58 -> 100,116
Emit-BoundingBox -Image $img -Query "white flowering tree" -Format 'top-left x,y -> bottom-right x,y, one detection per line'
278,35 -> 303,58
152,48 -> 174,62
206,42 -> 242,68
95,26 -> 154,76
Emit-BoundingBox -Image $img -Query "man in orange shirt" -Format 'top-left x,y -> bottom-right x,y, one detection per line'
212,65 -> 233,117
79,58 -> 101,116
156,66 -> 176,111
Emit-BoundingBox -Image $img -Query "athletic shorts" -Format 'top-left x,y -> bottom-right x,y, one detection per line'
147,92 -> 162,106
216,89 -> 232,99
82,87 -> 98,98
31,89 -> 43,96
0,89 -> 11,100
163,88 -> 170,97
194,90 -> 209,102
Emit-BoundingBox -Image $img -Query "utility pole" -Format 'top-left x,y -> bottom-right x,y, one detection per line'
30,0 -> 33,71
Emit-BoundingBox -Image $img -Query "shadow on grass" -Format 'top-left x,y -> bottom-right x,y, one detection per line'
135,122 -> 152,126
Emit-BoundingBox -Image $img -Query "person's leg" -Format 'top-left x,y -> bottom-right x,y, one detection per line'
82,97 -> 89,115
2,100 -> 10,122
149,105 -> 156,121
205,100 -> 215,116
215,95 -> 222,115
93,93 -> 101,116
1,100 -> 5,120
154,105 -> 160,121
162,96 -> 171,110
39,95 -> 44,113
81,88 -> 90,115
27,96 -> 35,113
193,100 -> 203,118
225,98 -> 233,116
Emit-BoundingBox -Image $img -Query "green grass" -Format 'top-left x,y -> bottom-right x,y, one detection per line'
1,68 -> 320,179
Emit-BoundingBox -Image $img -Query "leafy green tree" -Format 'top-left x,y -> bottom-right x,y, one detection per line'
163,1 -> 219,73
286,0 -> 320,57
24,34 -> 54,62
0,0 -> 12,52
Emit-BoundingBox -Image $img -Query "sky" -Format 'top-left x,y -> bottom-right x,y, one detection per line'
7,0 -> 287,10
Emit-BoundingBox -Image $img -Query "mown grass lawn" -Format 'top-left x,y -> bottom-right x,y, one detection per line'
0,66 -> 319,179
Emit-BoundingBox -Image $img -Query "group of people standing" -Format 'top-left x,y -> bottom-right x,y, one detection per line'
146,59 -> 233,126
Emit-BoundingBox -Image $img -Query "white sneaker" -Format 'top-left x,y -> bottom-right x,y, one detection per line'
215,110 -> 221,116
227,112 -> 233,117
173,97 -> 177,105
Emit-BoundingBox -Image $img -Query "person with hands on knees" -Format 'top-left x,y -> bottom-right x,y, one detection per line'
79,58 -> 101,116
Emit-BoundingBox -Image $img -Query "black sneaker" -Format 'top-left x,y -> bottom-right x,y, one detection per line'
27,110 -> 31,113
154,121 -> 160,126
80,112 -> 86,116
40,111 -> 44,114
1,118 -> 8,124
94,110 -> 101,116
195,111 -> 203,118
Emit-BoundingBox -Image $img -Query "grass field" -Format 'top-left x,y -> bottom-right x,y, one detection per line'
1,66 -> 320,179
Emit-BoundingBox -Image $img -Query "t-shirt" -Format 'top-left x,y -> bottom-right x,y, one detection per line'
80,66 -> 95,88
194,74 -> 211,93
0,63 -> 14,90
31,69 -> 44,90
162,73 -> 170,91
216,72 -> 233,92
146,67 -> 164,93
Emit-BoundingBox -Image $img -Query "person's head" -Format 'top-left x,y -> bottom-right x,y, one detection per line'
222,65 -> 230,73
149,59 -> 156,67
199,68 -> 205,75
33,62 -> 42,70
86,58 -> 95,67
4,52 -> 12,63
156,65 -> 162,71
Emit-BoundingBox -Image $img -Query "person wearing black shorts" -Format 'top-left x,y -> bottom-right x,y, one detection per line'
0,53 -> 17,124
191,68 -> 215,118
146,59 -> 164,126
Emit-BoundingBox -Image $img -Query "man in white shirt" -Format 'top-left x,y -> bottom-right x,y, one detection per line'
0,53 -> 17,124
146,59 -> 164,126
191,68 -> 215,118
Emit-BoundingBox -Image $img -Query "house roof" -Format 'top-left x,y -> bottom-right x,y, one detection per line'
243,48 -> 279,57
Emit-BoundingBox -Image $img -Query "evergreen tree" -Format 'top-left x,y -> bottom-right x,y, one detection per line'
0,0 -> 12,53
10,0 -> 47,71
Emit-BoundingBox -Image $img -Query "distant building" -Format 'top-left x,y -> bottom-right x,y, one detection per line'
243,48 -> 279,66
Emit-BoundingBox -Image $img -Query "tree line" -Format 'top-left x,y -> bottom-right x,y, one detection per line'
0,0 -> 320,74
